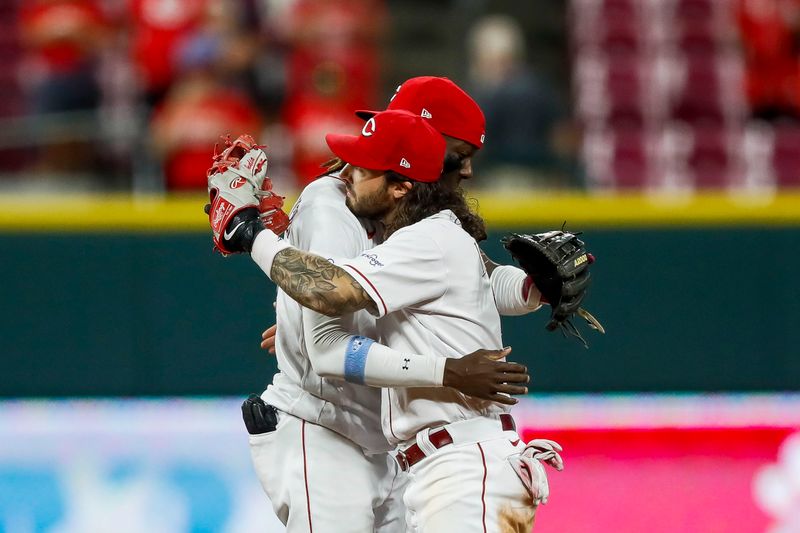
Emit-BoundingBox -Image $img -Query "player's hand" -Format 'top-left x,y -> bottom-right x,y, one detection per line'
261,324 -> 277,354
442,347 -> 529,406
206,134 -> 289,255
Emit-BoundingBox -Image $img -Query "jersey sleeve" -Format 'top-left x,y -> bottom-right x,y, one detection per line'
290,200 -> 365,259
338,226 -> 447,317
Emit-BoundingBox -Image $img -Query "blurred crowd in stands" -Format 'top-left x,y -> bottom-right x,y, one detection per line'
9,0 -> 387,191
575,0 -> 800,192
4,0 -> 799,193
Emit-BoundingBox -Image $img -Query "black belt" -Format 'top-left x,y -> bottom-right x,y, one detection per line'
395,414 -> 516,471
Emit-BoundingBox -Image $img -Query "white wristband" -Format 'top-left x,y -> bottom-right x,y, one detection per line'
345,339 -> 446,387
363,342 -> 447,387
251,230 -> 293,280
304,311 -> 447,387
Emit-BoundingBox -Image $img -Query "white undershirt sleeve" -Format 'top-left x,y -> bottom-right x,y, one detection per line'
302,309 -> 446,387
251,230 -> 292,280
491,265 -> 543,316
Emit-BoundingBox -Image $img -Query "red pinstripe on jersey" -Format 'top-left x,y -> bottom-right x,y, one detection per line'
344,264 -> 388,315
386,389 -> 399,441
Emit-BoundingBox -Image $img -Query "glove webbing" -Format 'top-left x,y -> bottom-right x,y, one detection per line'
553,318 -> 587,349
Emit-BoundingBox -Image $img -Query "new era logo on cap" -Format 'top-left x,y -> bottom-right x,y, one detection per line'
400,158 -> 411,168
353,77 -> 485,148
388,77 -> 486,148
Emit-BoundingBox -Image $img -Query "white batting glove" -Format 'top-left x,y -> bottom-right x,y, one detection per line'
508,438 -> 564,506
523,438 -> 565,471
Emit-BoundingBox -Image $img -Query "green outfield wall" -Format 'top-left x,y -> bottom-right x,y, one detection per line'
1,193 -> 799,397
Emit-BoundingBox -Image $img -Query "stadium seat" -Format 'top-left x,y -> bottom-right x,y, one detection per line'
611,128 -> 650,188
602,18 -> 642,56
674,0 -> 714,23
739,122 -> 778,190
606,58 -> 646,129
582,127 -> 615,189
671,56 -> 726,127
677,20 -> 718,57
772,124 -> 800,187
572,0 -> 751,192
583,127 -> 652,190
688,125 -> 733,188
573,52 -> 609,123
602,0 -> 637,16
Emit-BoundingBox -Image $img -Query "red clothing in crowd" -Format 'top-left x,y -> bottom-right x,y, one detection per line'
282,0 -> 384,183
152,86 -> 261,190
283,95 -> 364,184
284,0 -> 383,109
19,0 -> 106,73
128,0 -> 209,95
737,0 -> 800,114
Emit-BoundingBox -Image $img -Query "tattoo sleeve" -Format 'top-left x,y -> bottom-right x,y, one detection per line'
270,248 -> 378,317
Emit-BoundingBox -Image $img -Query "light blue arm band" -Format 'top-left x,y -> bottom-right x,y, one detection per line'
344,335 -> 375,384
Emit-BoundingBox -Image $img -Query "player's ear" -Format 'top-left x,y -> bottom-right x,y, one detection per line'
388,180 -> 413,199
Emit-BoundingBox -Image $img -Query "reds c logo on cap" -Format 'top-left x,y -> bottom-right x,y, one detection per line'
361,118 -> 377,137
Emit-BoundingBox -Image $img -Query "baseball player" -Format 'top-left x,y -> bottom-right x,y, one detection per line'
209,109 -> 562,532
242,78 -> 545,533
260,76 -> 543,353
220,112 -> 532,531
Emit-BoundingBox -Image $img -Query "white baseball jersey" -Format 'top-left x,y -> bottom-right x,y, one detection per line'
339,210 -> 508,445
261,175 -> 389,453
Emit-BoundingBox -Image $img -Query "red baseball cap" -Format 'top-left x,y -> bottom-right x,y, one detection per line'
356,76 -> 486,148
325,109 -> 446,183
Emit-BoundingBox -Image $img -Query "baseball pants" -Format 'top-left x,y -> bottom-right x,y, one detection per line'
249,410 -> 407,532
402,423 -> 536,533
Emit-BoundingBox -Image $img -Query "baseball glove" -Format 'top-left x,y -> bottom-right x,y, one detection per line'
502,230 -> 604,346
206,134 -> 289,255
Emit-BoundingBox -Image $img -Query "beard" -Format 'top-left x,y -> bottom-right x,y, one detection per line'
345,183 -> 394,220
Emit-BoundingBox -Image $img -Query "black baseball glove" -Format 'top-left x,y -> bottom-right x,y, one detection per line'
502,230 -> 604,346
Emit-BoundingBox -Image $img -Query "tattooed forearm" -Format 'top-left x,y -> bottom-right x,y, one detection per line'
270,248 -> 378,317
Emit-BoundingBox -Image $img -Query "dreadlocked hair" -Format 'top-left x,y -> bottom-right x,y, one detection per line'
383,173 -> 487,242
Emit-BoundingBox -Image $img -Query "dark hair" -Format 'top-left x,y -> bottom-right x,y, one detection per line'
384,174 -> 487,242
316,157 -> 346,179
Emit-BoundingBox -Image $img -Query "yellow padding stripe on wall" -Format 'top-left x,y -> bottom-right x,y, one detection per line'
1,191 -> 799,232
